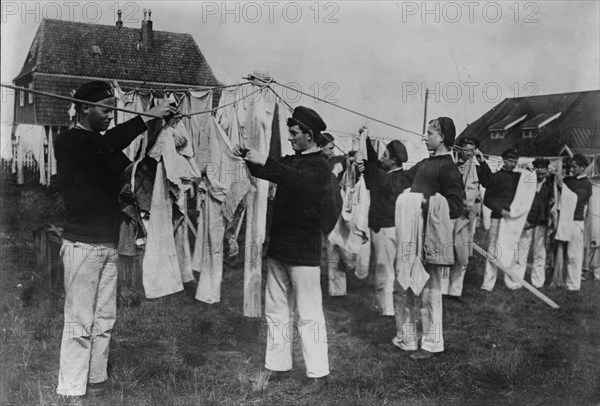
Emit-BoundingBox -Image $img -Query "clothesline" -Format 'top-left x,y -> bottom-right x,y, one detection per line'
271,80 -> 423,137
0,83 -> 268,120
117,81 -> 250,93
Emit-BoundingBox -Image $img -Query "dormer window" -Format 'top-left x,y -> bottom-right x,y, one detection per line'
488,115 -> 527,140
522,129 -> 536,138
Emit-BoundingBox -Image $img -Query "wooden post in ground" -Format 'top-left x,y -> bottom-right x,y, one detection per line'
243,191 -> 262,317
473,243 -> 560,309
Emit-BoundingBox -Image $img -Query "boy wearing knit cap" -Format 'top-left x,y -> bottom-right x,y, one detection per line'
393,117 -> 464,360
356,138 -> 413,316
55,81 -> 175,398
476,147 -> 522,291
234,106 -> 331,395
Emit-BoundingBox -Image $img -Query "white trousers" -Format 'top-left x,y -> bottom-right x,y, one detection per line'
566,221 -> 585,291
482,219 -> 529,291
57,240 -> 118,396
481,219 -> 501,291
446,264 -> 466,296
393,265 -> 445,353
514,225 -> 547,288
371,228 -> 397,316
264,257 -> 329,378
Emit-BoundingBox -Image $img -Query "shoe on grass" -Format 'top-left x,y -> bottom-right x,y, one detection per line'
299,376 -> 328,395
409,349 -> 435,361
267,369 -> 292,381
86,381 -> 107,397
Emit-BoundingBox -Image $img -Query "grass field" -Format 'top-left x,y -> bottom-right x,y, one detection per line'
1,177 -> 599,405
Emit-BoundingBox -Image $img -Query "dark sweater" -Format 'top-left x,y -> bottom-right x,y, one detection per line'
526,177 -> 554,226
55,117 -> 147,243
246,151 -> 330,266
364,163 -> 413,231
407,154 -> 464,219
564,175 -> 593,221
479,161 -> 521,219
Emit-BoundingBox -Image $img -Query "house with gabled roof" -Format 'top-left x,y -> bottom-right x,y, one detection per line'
13,12 -> 222,129
457,90 -> 600,165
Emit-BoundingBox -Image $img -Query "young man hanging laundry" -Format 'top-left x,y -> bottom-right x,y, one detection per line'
513,158 -> 555,288
393,117 -> 464,361
556,154 -> 593,291
234,106 -> 331,395
355,138 -> 413,316
476,148 -> 521,291
54,81 -> 174,398
444,136 -> 482,301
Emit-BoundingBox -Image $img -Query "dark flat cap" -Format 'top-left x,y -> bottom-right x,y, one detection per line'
74,81 -> 114,103
437,117 -> 456,147
318,131 -> 334,146
502,148 -> 519,160
291,106 -> 326,137
571,154 -> 589,167
532,157 -> 550,168
459,137 -> 480,149
386,140 -> 408,164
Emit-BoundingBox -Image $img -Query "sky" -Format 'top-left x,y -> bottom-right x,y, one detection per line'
1,0 -> 599,142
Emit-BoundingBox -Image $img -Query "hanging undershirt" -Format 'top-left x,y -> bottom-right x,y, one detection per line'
114,86 -> 152,161
495,169 -> 538,272
142,161 -> 184,299
181,90 -> 213,171
193,117 -> 252,304
1,123 -> 13,160
216,87 -> 243,146
15,124 -> 47,185
395,192 -> 429,295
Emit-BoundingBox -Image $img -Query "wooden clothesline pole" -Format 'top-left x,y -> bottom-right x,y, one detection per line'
472,243 -> 560,309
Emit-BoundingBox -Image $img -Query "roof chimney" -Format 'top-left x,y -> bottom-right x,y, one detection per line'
140,9 -> 153,49
116,9 -> 123,28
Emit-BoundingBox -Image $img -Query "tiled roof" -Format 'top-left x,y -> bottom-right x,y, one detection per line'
15,19 -> 221,87
458,90 -> 600,155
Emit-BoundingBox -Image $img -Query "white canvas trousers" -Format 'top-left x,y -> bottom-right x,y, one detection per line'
514,225 -> 548,288
372,227 -> 396,316
393,265 -> 445,353
566,221 -> 585,291
57,240 -> 118,396
264,257 -> 329,378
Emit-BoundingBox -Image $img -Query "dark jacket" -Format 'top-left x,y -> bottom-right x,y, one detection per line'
246,151 -> 330,266
363,163 -> 413,232
479,161 -> 521,219
564,175 -> 593,221
55,117 -> 147,243
407,154 -> 464,219
526,177 -> 554,226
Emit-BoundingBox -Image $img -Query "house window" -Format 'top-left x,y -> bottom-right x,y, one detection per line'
522,129 -> 536,138
490,130 -> 505,139
19,89 -> 25,107
28,83 -> 34,104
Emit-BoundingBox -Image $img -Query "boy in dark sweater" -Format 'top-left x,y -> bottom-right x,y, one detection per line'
514,158 -> 555,288
561,154 -> 593,290
393,117 -> 463,361
476,148 -> 521,291
356,137 -> 413,316
55,81 -> 174,398
235,106 -> 330,395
